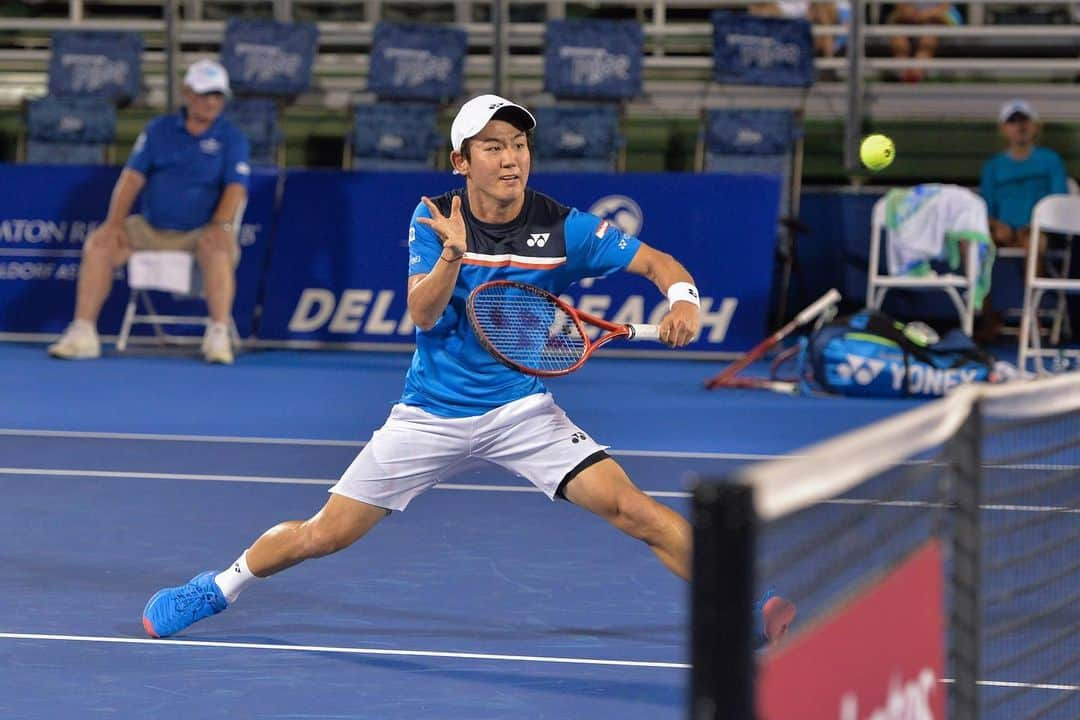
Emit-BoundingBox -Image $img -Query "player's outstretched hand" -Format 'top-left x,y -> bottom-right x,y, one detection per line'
659,302 -> 699,348
417,195 -> 467,260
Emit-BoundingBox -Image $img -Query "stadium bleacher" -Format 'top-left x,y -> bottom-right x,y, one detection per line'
0,0 -> 1078,181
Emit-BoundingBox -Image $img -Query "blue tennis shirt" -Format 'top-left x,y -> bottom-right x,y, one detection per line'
403,188 -> 642,418
980,146 -> 1067,229
126,109 -> 250,231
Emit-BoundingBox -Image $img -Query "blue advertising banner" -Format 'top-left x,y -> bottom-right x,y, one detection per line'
0,164 -> 278,338
258,171 -> 780,354
712,12 -> 815,88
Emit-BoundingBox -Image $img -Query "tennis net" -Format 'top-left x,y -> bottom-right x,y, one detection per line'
691,373 -> 1080,720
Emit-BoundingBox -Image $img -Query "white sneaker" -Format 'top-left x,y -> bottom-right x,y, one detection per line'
48,322 -> 101,360
202,323 -> 234,365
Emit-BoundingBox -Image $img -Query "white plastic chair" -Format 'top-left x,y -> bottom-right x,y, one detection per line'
1017,194 -> 1080,375
866,194 -> 981,336
993,177 -> 1077,343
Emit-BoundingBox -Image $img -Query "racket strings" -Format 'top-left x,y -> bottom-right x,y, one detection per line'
471,287 -> 587,372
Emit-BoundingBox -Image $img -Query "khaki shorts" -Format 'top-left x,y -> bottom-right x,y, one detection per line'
124,215 -> 240,264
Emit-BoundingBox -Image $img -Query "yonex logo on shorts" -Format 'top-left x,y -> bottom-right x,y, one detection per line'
570,431 -> 587,444
527,233 -> 549,247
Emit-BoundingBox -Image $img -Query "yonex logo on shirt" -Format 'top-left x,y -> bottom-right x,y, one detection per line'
570,431 -> 587,444
527,233 -> 549,247
200,138 -> 222,154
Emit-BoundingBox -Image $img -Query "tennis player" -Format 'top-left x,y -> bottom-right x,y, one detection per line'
143,94 -> 795,647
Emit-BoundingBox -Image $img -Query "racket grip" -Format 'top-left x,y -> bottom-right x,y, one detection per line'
627,324 -> 660,341
794,288 -> 841,325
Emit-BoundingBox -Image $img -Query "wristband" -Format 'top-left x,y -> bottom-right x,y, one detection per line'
667,281 -> 700,308
440,252 -> 463,264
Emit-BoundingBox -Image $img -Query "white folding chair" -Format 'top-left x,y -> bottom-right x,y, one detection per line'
115,251 -> 241,352
994,177 -> 1077,343
1017,194 -> 1080,375
866,195 -> 981,336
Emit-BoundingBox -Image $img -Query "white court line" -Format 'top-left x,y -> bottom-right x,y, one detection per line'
0,469 -> 1074,510
0,467 -> 335,485
939,677 -> 1079,692
0,468 -> 692,498
828,498 -> 1080,514
3,428 -> 1075,472
0,632 -> 687,670
0,427 -> 780,461
0,633 -> 1073,693
0,427 -> 366,447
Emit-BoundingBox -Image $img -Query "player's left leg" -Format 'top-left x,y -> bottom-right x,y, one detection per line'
560,458 -> 691,579
562,459 -> 795,648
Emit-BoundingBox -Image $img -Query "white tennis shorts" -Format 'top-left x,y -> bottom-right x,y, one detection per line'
330,392 -> 609,511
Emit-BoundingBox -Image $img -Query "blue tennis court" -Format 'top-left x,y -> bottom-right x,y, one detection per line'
0,343 -> 1074,718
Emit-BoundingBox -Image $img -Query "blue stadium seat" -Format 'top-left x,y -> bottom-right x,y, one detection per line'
225,97 -> 282,166
348,102 -> 441,171
24,95 -> 116,165
532,106 -> 624,172
700,109 -> 801,214
48,30 -> 143,106
534,19 -> 641,172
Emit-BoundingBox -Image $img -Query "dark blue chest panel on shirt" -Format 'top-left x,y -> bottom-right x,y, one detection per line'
432,189 -> 571,259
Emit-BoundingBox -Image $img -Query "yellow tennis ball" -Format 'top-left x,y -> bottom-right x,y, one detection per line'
860,134 -> 895,171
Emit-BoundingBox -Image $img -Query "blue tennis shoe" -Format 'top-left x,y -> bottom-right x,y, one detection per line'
142,571 -> 228,638
753,588 -> 796,650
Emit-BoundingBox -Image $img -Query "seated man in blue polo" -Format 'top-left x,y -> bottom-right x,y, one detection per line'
48,59 -> 250,364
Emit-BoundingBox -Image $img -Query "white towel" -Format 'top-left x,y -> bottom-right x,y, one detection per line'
127,250 -> 194,295
885,184 -> 989,275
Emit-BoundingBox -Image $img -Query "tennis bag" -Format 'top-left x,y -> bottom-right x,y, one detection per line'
800,309 -> 994,398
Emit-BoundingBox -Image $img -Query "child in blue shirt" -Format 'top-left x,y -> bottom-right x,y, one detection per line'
980,99 -> 1068,250
976,99 -> 1069,343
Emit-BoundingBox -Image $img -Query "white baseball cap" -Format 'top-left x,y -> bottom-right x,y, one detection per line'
184,59 -> 232,97
998,99 -> 1038,123
450,94 -> 536,152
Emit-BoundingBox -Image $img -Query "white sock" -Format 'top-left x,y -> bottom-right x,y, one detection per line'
208,321 -> 228,334
215,551 -> 259,604
72,319 -> 96,336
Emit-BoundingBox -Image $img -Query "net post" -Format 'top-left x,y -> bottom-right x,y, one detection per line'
691,481 -> 755,720
948,401 -> 982,720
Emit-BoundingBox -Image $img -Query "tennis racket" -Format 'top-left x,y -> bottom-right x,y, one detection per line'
705,288 -> 841,390
467,280 -> 661,377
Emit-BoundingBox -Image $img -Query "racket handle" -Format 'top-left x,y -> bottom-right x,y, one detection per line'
794,288 -> 841,326
627,324 -> 660,341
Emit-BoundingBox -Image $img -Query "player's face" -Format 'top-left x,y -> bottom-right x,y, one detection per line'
456,119 -> 531,205
183,88 -> 226,126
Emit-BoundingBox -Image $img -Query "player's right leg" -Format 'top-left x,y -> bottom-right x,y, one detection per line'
142,403 -> 469,638
142,494 -> 389,638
